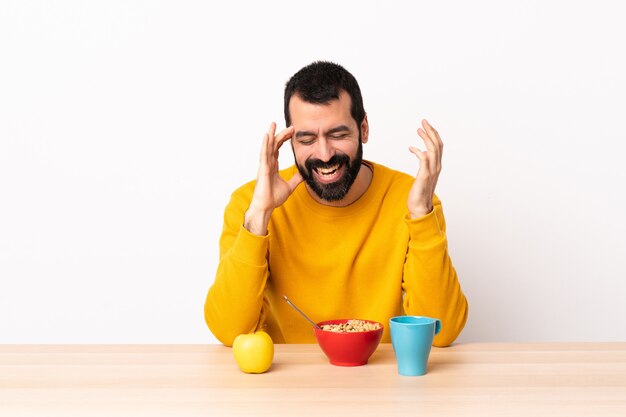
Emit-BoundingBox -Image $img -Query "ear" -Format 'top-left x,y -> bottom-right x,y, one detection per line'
360,114 -> 369,144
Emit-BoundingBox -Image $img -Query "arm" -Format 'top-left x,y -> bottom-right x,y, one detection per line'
402,195 -> 468,346
403,119 -> 468,346
204,190 -> 271,346
204,123 -> 302,346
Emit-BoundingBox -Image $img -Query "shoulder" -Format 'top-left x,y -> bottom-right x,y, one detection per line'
368,161 -> 414,190
368,161 -> 442,206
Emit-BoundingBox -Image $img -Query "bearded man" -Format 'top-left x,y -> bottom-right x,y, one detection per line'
204,61 -> 468,346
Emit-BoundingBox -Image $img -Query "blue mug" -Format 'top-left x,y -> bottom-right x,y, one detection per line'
389,316 -> 442,376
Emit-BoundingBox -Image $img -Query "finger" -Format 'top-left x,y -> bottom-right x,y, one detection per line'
408,146 -> 424,158
265,122 -> 277,164
287,171 -> 304,191
275,125 -> 294,141
423,119 -> 443,150
422,120 -> 443,172
267,122 -> 276,148
273,126 -> 294,153
267,123 -> 281,159
262,122 -> 280,166
429,121 -> 444,148
417,127 -> 437,154
408,146 -> 431,176
421,120 -> 440,151
259,132 -> 271,171
268,122 -> 277,137
418,123 -> 442,168
417,127 -> 432,145
409,146 -> 428,163
417,129 -> 441,174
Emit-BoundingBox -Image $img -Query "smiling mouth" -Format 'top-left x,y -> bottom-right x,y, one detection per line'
314,163 -> 342,178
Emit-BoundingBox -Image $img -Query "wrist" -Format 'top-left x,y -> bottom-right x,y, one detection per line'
409,205 -> 433,219
244,206 -> 273,236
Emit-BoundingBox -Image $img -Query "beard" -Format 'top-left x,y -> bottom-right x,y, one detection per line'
294,138 -> 363,202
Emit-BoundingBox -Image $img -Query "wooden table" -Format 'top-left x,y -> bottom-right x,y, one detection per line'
1,343 -> 625,416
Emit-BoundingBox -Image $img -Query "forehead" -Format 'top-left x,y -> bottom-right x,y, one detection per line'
288,90 -> 356,130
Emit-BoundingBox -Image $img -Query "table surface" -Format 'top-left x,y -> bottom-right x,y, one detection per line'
1,343 -> 625,416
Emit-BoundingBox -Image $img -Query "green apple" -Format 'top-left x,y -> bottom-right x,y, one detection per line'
232,331 -> 274,374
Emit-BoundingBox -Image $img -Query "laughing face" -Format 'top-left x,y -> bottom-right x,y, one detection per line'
289,90 -> 369,203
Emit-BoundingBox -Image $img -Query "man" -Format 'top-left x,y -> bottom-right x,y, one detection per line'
205,61 -> 468,346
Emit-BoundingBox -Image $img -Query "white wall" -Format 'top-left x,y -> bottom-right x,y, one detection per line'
1,0 -> 625,343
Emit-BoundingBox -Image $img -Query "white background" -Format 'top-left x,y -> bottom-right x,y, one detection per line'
1,1 -> 625,344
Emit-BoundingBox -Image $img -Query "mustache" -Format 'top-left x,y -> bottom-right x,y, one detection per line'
304,153 -> 350,173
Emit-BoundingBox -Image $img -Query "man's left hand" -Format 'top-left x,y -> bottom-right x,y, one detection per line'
407,119 -> 443,219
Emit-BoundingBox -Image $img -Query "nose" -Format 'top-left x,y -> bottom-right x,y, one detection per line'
316,138 -> 333,162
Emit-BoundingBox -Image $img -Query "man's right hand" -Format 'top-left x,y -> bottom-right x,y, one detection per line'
243,122 -> 304,236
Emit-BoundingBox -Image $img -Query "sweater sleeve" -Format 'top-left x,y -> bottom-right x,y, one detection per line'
204,188 -> 270,346
402,196 -> 468,346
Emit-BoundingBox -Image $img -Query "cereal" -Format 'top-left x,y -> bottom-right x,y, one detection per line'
320,320 -> 381,333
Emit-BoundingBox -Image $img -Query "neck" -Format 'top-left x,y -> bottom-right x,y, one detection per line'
305,162 -> 373,207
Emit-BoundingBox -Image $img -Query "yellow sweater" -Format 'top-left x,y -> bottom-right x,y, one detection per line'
204,161 -> 468,346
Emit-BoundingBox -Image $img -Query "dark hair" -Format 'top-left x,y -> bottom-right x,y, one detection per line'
284,61 -> 365,127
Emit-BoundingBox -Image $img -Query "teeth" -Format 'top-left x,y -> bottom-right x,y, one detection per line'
316,164 -> 339,175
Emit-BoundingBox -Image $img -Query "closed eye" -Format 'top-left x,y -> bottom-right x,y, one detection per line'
326,125 -> 351,139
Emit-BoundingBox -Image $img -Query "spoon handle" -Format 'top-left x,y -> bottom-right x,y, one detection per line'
283,295 -> 322,330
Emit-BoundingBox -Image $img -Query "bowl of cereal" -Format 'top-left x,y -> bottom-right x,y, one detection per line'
313,319 -> 384,366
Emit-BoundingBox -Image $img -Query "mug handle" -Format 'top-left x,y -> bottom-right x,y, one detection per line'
434,319 -> 442,335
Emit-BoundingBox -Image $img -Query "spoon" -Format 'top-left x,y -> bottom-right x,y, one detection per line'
283,295 -> 322,330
